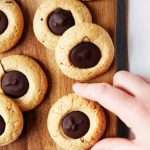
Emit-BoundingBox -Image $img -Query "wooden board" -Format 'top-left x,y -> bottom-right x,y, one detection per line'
0,0 -> 118,149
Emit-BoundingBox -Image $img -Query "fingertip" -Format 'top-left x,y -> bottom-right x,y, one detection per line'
73,83 -> 86,93
91,144 -> 100,150
91,144 -> 101,150
72,83 -> 80,91
113,70 -> 128,84
91,139 -> 109,150
91,147 -> 97,150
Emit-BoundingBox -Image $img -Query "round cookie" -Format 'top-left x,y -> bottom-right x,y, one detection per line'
55,23 -> 115,81
0,55 -> 48,111
47,93 -> 106,150
0,94 -> 23,146
33,0 -> 92,50
0,0 -> 24,53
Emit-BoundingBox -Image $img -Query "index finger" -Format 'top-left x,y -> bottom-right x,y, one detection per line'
73,83 -> 144,131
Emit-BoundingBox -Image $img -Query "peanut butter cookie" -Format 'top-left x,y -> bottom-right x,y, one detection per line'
47,93 -> 106,150
55,23 -> 115,81
0,55 -> 48,111
0,94 -> 23,146
33,0 -> 92,50
0,0 -> 24,53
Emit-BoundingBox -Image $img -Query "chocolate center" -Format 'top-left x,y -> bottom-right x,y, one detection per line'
1,71 -> 29,98
47,8 -> 75,35
0,115 -> 5,135
0,10 -> 8,34
69,42 -> 101,68
62,111 -> 90,139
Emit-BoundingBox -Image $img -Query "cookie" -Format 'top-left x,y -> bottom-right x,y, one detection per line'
0,55 -> 48,111
55,23 -> 115,81
33,0 -> 92,50
0,0 -> 24,53
47,93 -> 106,150
0,94 -> 23,146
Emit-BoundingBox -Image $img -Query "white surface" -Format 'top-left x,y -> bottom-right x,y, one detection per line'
128,0 -> 150,77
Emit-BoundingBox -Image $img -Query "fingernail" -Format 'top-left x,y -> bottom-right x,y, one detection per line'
72,83 -> 80,91
73,83 -> 85,91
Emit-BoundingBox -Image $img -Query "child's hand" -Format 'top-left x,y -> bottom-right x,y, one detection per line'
73,71 -> 150,150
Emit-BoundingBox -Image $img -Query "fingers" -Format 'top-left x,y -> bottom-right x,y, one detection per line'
73,71 -> 150,133
91,138 -> 138,150
73,83 -> 138,128
113,71 -> 150,98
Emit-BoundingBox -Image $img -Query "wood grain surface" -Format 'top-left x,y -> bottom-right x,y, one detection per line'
0,0 -> 118,149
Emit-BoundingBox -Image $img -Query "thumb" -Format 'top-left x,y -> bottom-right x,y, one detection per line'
91,138 -> 137,150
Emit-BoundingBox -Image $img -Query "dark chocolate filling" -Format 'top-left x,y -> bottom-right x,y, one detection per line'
47,8 -> 75,35
69,42 -> 101,68
1,71 -> 29,98
0,10 -> 8,34
62,111 -> 90,139
0,115 -> 5,135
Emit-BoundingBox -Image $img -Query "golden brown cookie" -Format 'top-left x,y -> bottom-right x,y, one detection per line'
55,23 -> 115,81
0,0 -> 24,53
0,55 -> 48,111
47,93 -> 106,150
33,0 -> 92,50
0,94 -> 23,146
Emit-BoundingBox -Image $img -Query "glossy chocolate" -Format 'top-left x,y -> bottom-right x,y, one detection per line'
0,10 -> 8,34
1,71 -> 29,98
62,111 -> 90,139
69,42 -> 101,68
0,115 -> 5,135
47,8 -> 75,35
